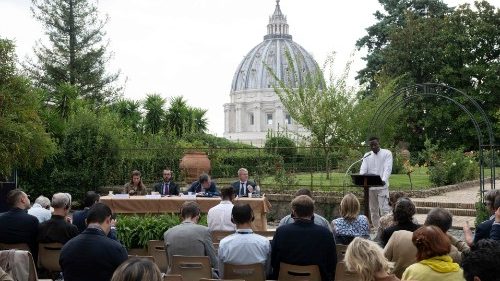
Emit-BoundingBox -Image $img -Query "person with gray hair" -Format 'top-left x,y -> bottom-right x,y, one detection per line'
231,167 -> 256,197
28,195 -> 52,223
38,193 -> 79,244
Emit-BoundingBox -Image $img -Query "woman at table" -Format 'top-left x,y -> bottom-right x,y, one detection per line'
124,170 -> 147,195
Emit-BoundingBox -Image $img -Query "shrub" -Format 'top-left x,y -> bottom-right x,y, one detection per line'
210,150 -> 282,179
428,149 -> 478,186
264,136 -> 297,159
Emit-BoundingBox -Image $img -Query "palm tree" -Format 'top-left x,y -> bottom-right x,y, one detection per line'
189,107 -> 208,133
111,98 -> 142,132
166,96 -> 189,137
143,94 -> 166,134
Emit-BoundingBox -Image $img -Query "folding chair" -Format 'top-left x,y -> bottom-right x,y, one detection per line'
0,242 -> 30,251
223,262 -> 265,281
148,240 -> 168,273
38,243 -> 63,272
170,255 -> 211,281
164,274 -> 183,281
335,244 -> 348,262
210,231 -> 233,243
334,261 -> 359,281
278,262 -> 321,281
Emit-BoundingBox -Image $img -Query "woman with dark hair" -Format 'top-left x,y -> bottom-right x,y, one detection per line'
123,170 -> 147,195
381,197 -> 419,246
401,225 -> 465,281
111,258 -> 162,281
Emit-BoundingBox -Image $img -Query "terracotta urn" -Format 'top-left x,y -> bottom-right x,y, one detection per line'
179,151 -> 211,184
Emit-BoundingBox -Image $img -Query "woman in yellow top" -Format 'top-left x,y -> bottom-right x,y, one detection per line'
402,225 -> 465,281
123,170 -> 147,195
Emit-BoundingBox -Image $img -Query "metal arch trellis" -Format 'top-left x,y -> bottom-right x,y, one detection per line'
367,83 -> 496,202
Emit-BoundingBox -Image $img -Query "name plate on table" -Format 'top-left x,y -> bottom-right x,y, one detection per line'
113,194 -> 130,199
145,194 -> 162,199
180,194 -> 196,200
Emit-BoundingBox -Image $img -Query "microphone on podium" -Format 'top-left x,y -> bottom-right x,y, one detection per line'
344,152 -> 372,177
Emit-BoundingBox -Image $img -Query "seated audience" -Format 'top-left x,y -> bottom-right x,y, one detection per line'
27,195 -> 52,223
208,186 -> 236,231
345,237 -> 399,281
0,190 -> 38,256
401,225 -> 465,281
153,169 -> 179,196
464,190 -> 500,245
375,192 -> 408,242
188,173 -> 219,195
164,201 -> 218,273
218,204 -> 270,278
60,203 -> 128,281
384,208 -> 466,278
332,193 -> 369,244
38,193 -> 79,244
231,168 -> 256,197
490,195 -> 500,240
111,258 -> 162,281
123,170 -> 147,195
381,197 -> 419,246
462,239 -> 500,281
72,191 -> 118,240
271,195 -> 337,281
278,188 -> 331,232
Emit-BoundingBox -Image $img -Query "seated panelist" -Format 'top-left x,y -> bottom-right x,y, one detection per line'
188,173 -> 219,196
123,170 -> 147,195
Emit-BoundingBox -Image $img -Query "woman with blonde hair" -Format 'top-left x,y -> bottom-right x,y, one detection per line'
345,237 -> 399,281
123,170 -> 147,195
111,258 -> 162,281
331,193 -> 370,244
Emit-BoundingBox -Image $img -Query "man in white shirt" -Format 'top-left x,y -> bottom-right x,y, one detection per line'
208,187 -> 236,232
218,204 -> 270,278
360,136 -> 393,228
28,195 -> 52,223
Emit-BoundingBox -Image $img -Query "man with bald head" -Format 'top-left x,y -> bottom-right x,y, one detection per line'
0,189 -> 39,255
38,193 -> 79,244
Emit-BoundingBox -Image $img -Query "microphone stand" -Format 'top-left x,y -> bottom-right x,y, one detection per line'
342,153 -> 371,196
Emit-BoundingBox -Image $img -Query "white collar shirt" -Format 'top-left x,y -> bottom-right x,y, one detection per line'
359,148 -> 393,190
207,201 -> 235,232
27,203 -> 52,223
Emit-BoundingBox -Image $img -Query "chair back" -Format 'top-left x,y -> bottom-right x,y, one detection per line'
0,242 -> 30,251
335,244 -> 348,262
223,263 -> 265,281
164,274 -> 183,281
38,243 -> 63,272
171,255 -> 211,281
334,261 -> 360,281
0,250 -> 39,281
278,262 -> 321,281
200,279 -> 244,281
148,240 -> 168,273
253,230 -> 275,239
210,231 -> 233,243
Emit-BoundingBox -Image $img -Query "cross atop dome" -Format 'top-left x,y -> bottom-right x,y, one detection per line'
265,0 -> 292,40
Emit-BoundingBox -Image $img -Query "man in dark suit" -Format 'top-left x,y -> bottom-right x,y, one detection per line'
464,190 -> 500,245
271,195 -> 337,281
188,173 -> 219,196
231,168 -> 256,197
0,189 -> 39,256
72,191 -> 118,241
60,203 -> 127,281
38,193 -> 79,244
154,169 -> 179,196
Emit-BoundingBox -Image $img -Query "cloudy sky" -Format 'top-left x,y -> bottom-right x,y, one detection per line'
0,0 -> 493,136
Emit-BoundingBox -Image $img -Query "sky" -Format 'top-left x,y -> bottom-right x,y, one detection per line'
0,0 -> 495,137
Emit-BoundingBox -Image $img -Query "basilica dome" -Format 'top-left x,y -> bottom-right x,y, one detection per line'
230,1 -> 320,92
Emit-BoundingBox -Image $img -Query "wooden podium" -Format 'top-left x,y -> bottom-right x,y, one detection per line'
350,174 -> 383,224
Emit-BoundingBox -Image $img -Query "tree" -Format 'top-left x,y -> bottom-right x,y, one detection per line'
188,107 -> 208,134
27,0 -> 119,107
143,94 -> 166,135
0,38 -> 56,177
268,53 -> 357,178
110,99 -> 143,133
166,96 -> 190,137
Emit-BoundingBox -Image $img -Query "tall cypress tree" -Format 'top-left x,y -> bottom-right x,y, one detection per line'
27,0 -> 120,108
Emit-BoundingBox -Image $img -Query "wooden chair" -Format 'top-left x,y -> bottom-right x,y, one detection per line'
278,262 -> 321,281
0,242 -> 30,251
170,255 -> 211,281
335,244 -> 348,262
253,230 -> 276,239
200,279 -> 244,281
334,261 -> 359,281
210,231 -> 233,243
128,255 -> 155,262
223,262 -> 265,281
148,240 -> 168,273
164,274 -> 183,281
38,242 -> 63,272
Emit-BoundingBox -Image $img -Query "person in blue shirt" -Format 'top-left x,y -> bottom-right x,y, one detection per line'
188,173 -> 219,196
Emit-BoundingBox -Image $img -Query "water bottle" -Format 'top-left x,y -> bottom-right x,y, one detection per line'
255,185 -> 261,196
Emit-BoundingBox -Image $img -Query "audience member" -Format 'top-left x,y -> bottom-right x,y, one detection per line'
271,195 -> 337,281
278,188 -> 331,231
489,195 -> 500,240
0,190 -> 39,256
208,186 -> 236,231
384,208 -> 465,278
381,197 -> 419,247
332,193 -> 369,244
345,237 -> 399,281
164,201 -> 218,274
375,192 -> 407,242
153,169 -> 179,196
38,193 -> 79,244
123,170 -> 147,195
188,173 -> 219,195
464,190 -> 500,245
401,225 -> 465,281
27,195 -> 52,223
231,168 -> 256,197
60,203 -> 128,281
462,239 -> 500,281
218,204 -> 270,278
111,258 -> 162,281
72,191 -> 100,233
